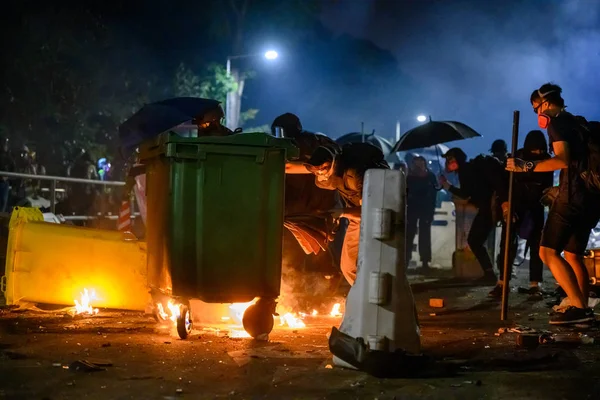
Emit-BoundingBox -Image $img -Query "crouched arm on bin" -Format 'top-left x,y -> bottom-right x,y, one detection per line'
286,161 -> 313,174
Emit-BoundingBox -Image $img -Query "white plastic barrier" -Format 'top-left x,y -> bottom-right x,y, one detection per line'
334,169 -> 421,369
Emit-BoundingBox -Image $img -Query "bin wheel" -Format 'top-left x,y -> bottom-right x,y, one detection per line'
242,303 -> 274,338
176,304 -> 193,339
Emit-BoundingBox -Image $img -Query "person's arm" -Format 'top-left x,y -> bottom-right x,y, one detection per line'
285,161 -> 312,174
489,160 -> 509,205
341,206 -> 361,221
529,141 -> 569,172
444,180 -> 470,199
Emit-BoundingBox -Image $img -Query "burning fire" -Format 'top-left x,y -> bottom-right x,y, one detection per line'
73,288 -> 99,315
154,297 -> 340,338
156,300 -> 180,323
330,303 -> 342,317
279,312 -> 306,328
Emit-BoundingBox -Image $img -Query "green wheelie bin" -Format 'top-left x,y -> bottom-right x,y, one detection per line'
139,131 -> 298,339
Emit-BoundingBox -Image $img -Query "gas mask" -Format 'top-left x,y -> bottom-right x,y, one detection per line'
535,89 -> 556,130
315,156 -> 337,181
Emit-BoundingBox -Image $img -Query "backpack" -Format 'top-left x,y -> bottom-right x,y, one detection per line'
575,117 -> 600,192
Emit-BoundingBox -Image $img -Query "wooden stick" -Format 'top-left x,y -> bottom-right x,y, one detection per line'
501,110 -> 520,321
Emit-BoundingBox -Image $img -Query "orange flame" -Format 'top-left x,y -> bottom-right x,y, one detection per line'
330,303 -> 342,317
73,289 -> 99,315
279,312 -> 306,328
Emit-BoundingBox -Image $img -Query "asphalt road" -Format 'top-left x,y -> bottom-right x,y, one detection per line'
2,271 -> 600,400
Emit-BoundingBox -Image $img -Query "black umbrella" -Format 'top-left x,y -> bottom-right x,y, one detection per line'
391,119 -> 481,152
336,131 -> 394,153
336,131 -> 401,164
119,97 -> 221,159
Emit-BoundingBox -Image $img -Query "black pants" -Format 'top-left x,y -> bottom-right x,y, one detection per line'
406,208 -> 433,264
525,207 -> 545,283
495,206 -> 545,282
467,207 -> 500,277
495,222 -> 518,281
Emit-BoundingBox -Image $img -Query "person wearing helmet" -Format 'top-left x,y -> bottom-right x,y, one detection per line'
440,147 -> 509,290
271,112 -> 303,138
303,143 -> 390,285
0,138 -> 15,212
194,105 -> 233,137
271,112 -> 340,174
490,139 -> 508,165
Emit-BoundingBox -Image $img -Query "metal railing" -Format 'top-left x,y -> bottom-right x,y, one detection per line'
0,170 -> 128,215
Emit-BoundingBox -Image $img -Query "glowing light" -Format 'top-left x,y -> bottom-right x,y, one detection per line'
417,115 -> 427,123
264,50 -> 279,60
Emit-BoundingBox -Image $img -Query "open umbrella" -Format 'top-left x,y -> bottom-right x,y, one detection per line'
391,119 -> 481,153
336,131 -> 401,164
336,131 -> 394,153
118,98 -> 221,159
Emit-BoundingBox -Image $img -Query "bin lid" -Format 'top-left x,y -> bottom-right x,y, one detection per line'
142,131 -> 299,159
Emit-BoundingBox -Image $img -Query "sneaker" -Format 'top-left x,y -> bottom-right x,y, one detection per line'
488,284 -> 503,298
549,307 -> 595,325
474,271 -> 498,286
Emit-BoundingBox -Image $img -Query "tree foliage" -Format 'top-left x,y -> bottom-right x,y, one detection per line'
173,63 -> 259,127
0,6 -> 158,171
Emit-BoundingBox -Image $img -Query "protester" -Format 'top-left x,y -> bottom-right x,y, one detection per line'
303,143 -> 389,285
490,139 -> 508,165
274,113 -> 340,256
406,155 -> 437,271
439,148 -> 509,291
506,83 -> 598,325
194,105 -> 233,136
512,130 -> 554,298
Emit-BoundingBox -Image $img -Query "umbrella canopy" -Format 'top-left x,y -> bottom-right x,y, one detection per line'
392,120 -> 481,152
336,132 -> 394,153
118,98 -> 221,159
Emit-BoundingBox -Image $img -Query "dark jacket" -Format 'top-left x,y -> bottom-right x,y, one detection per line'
514,148 -> 553,212
407,170 -> 437,215
449,155 -> 508,209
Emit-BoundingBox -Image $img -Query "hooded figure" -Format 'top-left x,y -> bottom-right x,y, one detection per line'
506,130 -> 554,297
439,147 -> 509,295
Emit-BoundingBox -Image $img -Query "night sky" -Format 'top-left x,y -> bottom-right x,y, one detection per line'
3,0 -> 600,160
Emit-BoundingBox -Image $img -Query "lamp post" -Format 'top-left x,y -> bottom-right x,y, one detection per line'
225,50 -> 279,130
395,114 -> 429,142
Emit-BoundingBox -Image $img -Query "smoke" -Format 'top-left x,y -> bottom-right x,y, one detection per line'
278,231 -> 344,313
318,0 -> 600,155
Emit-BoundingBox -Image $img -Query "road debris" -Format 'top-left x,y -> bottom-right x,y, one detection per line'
429,298 -> 445,308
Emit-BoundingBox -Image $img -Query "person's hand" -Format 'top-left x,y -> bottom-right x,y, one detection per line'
328,208 -> 345,220
506,158 -> 526,172
438,175 -> 451,190
501,201 -> 516,223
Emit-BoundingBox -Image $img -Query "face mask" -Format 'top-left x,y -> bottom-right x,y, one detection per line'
538,114 -> 551,129
445,160 -> 458,172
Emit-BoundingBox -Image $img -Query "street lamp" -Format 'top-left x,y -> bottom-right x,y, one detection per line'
264,50 -> 278,60
225,50 -> 279,130
395,114 -> 430,142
